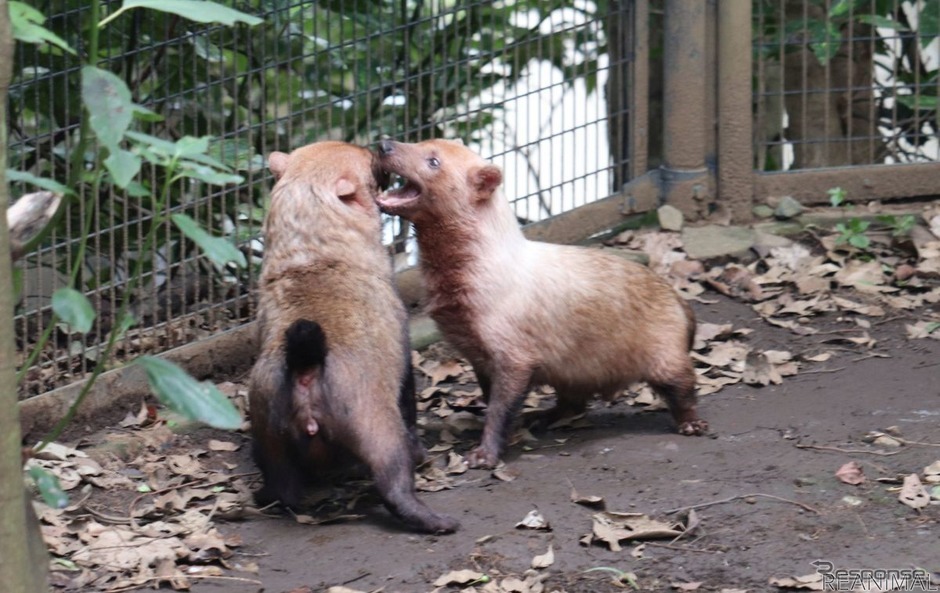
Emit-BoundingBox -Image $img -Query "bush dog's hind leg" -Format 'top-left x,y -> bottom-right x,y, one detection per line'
650,368 -> 709,436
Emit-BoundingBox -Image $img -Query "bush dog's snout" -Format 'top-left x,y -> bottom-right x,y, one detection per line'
378,139 -> 396,156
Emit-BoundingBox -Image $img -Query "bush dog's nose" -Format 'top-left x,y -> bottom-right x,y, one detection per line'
378,139 -> 395,156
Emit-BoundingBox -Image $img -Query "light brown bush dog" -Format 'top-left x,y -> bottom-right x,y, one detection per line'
376,139 -> 708,469
249,141 -> 459,534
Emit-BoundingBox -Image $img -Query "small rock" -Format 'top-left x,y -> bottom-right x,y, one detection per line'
774,196 -> 804,220
681,225 -> 755,260
752,204 -> 775,219
894,264 -> 916,282
657,204 -> 684,231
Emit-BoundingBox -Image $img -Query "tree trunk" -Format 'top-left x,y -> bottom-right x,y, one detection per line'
0,1 -> 49,590
782,1 -> 882,168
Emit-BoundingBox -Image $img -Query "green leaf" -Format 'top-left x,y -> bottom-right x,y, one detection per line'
51,288 -> 96,334
830,0 -> 864,18
918,1 -> 939,42
136,356 -> 242,429
811,21 -> 842,65
82,66 -> 136,150
177,163 -> 244,186
6,170 -> 73,196
848,233 -> 871,249
896,94 -> 938,111
827,187 -> 846,207
9,1 -> 76,55
172,213 -> 247,268
857,14 -> 908,31
925,321 -> 940,334
104,148 -> 142,188
174,136 -> 211,159
101,0 -> 263,28
28,466 -> 69,509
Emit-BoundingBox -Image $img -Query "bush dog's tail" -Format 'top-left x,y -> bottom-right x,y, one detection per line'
285,319 -> 328,374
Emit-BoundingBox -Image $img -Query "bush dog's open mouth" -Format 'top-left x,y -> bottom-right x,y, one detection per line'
376,171 -> 421,212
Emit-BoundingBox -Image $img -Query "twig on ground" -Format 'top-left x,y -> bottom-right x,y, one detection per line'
795,366 -> 847,375
128,478 -> 209,528
664,493 -> 820,515
107,574 -> 263,592
873,315 -> 910,326
795,443 -> 902,456
892,437 -> 940,448
645,542 -> 720,554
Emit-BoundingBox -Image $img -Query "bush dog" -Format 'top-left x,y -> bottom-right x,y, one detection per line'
249,141 -> 458,534
376,139 -> 708,469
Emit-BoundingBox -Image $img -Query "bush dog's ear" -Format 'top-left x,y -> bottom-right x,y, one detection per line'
268,151 -> 290,179
470,165 -> 502,201
335,177 -> 357,200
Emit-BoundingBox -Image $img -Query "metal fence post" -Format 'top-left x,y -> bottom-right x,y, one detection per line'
661,0 -> 712,219
718,0 -> 754,222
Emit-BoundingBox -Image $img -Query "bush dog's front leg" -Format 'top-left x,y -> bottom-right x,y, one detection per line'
466,368 -> 530,468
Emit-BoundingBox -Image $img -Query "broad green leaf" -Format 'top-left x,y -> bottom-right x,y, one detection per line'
896,94 -> 938,111
177,163 -> 244,186
6,170 -> 73,195
174,136 -> 211,159
827,187 -> 846,207
124,130 -> 176,154
172,213 -> 247,268
136,356 -> 242,430
849,234 -> 871,249
918,1 -> 938,43
104,148 -> 142,188
82,66 -> 135,150
101,0 -> 263,28
9,2 -> 76,54
127,132 -> 234,170
28,466 -> 69,509
51,288 -> 96,334
830,0 -> 863,19
857,14 -> 908,31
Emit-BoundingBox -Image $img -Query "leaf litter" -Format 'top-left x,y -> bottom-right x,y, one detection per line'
29,210 -> 940,591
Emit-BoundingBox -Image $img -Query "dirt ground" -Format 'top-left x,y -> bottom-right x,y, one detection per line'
31,222 -> 940,593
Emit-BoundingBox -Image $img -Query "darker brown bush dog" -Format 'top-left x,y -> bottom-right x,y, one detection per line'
376,139 -> 707,469
249,141 -> 458,534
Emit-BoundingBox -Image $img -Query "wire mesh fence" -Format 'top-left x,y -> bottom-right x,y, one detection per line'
8,0 -> 938,398
9,1 -> 633,396
753,0 -> 939,171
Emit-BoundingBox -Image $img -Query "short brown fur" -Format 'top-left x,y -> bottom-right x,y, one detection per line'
377,139 -> 707,468
250,141 -> 458,533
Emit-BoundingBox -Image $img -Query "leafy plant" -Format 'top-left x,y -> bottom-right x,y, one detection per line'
9,0 -> 258,509
833,217 -> 872,249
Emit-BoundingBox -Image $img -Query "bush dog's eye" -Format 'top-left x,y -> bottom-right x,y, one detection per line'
428,157 -> 440,169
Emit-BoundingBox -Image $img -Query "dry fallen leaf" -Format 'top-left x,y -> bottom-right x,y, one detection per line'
834,461 -> 865,485
899,473 -> 930,510
742,352 -> 782,386
515,509 -> 551,531
768,573 -> 824,590
924,460 -> 940,484
208,440 -> 239,452
445,452 -> 468,475
570,487 -> 605,509
587,512 -> 684,552
672,582 -> 703,591
531,544 -> 554,569
422,358 -> 467,386
433,569 -> 488,587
